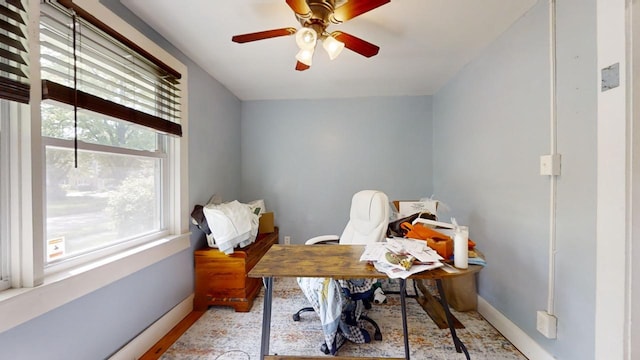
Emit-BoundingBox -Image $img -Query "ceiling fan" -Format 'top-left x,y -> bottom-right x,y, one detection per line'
231,0 -> 391,71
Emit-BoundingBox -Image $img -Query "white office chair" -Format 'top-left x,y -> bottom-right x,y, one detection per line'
304,189 -> 390,246
294,190 -> 390,355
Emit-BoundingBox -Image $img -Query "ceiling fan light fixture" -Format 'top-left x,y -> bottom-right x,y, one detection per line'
295,47 -> 314,66
295,27 -> 317,50
322,35 -> 345,60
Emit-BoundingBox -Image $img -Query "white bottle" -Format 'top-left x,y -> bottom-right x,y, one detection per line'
453,225 -> 469,269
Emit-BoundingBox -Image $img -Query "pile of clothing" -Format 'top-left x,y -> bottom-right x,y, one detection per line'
297,277 -> 379,355
190,197 -> 264,254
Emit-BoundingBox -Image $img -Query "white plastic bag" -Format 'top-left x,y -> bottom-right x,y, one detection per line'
203,200 -> 259,254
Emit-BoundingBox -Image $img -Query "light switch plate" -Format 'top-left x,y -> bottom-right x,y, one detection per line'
540,154 -> 561,176
602,63 -> 620,92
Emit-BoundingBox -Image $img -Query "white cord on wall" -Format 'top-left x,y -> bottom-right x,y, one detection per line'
547,0 -> 558,317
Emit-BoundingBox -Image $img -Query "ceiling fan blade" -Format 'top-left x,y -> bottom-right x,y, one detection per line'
333,0 -> 390,23
232,27 -> 296,43
286,0 -> 312,16
331,31 -> 379,58
295,61 -> 310,71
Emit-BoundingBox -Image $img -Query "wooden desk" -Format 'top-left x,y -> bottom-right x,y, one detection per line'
249,244 -> 481,360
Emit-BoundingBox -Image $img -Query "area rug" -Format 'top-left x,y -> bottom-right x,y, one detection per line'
161,278 -> 527,360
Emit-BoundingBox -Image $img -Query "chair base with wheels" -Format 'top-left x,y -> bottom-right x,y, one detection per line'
293,302 -> 383,341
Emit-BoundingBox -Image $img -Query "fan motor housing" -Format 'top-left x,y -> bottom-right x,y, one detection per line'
298,0 -> 335,29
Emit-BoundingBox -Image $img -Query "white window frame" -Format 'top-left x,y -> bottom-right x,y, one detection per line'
0,100 -> 12,292
0,0 -> 190,334
0,118 -> 6,291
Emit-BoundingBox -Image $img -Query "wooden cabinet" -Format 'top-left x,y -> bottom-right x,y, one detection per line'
194,228 -> 278,312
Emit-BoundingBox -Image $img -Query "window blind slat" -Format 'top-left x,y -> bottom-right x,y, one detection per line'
0,17 -> 24,39
0,47 -> 25,65
0,61 -> 25,78
0,3 -> 23,23
0,32 -> 25,52
5,0 -> 24,12
0,76 -> 28,103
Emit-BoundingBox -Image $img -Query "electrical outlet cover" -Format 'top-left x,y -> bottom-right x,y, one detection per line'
536,310 -> 557,339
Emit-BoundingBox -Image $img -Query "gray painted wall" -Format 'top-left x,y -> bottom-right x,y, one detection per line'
0,1 -> 242,358
240,97 -> 433,244
433,1 -> 596,359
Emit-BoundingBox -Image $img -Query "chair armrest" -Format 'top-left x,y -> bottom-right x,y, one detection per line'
305,235 -> 340,245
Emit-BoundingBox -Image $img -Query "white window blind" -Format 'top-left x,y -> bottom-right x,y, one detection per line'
40,0 -> 181,136
0,0 -> 29,103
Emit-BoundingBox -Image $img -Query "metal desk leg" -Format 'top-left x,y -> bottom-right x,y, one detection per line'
400,279 -> 410,360
435,279 -> 470,360
260,277 -> 273,360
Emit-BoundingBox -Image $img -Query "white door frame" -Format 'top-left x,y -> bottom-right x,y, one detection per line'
629,0 -> 639,357
594,0 -> 633,359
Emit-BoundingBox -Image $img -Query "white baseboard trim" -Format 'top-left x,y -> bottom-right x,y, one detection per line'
110,293 -> 195,360
477,296 -> 555,360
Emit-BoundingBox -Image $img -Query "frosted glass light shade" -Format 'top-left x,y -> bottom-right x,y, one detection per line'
295,27 -> 317,50
322,35 -> 345,60
295,48 -> 314,66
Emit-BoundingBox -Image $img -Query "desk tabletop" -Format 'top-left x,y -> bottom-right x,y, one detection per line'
248,244 -> 481,280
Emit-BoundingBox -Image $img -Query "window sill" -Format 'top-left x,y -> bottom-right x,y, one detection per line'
0,233 -> 190,334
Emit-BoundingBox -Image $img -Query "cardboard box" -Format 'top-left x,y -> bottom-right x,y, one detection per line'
442,273 -> 478,311
393,200 -> 438,217
258,212 -> 275,234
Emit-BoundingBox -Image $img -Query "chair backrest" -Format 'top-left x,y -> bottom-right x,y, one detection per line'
339,190 -> 390,245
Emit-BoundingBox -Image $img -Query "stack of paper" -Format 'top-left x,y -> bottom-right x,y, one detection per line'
359,238 -> 444,279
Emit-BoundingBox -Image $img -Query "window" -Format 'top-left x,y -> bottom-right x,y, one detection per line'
0,0 -> 29,291
39,1 -> 182,267
0,0 -> 189,333
0,0 -> 188,333
41,106 -> 167,264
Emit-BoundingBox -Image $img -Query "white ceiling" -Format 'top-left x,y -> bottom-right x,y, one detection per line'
121,0 -> 537,101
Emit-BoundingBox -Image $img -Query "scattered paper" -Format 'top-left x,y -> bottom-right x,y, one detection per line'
361,238 -> 444,279
359,242 -> 388,262
373,260 -> 443,279
386,237 -> 443,262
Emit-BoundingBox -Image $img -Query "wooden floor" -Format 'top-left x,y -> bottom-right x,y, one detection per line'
140,310 -> 206,360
